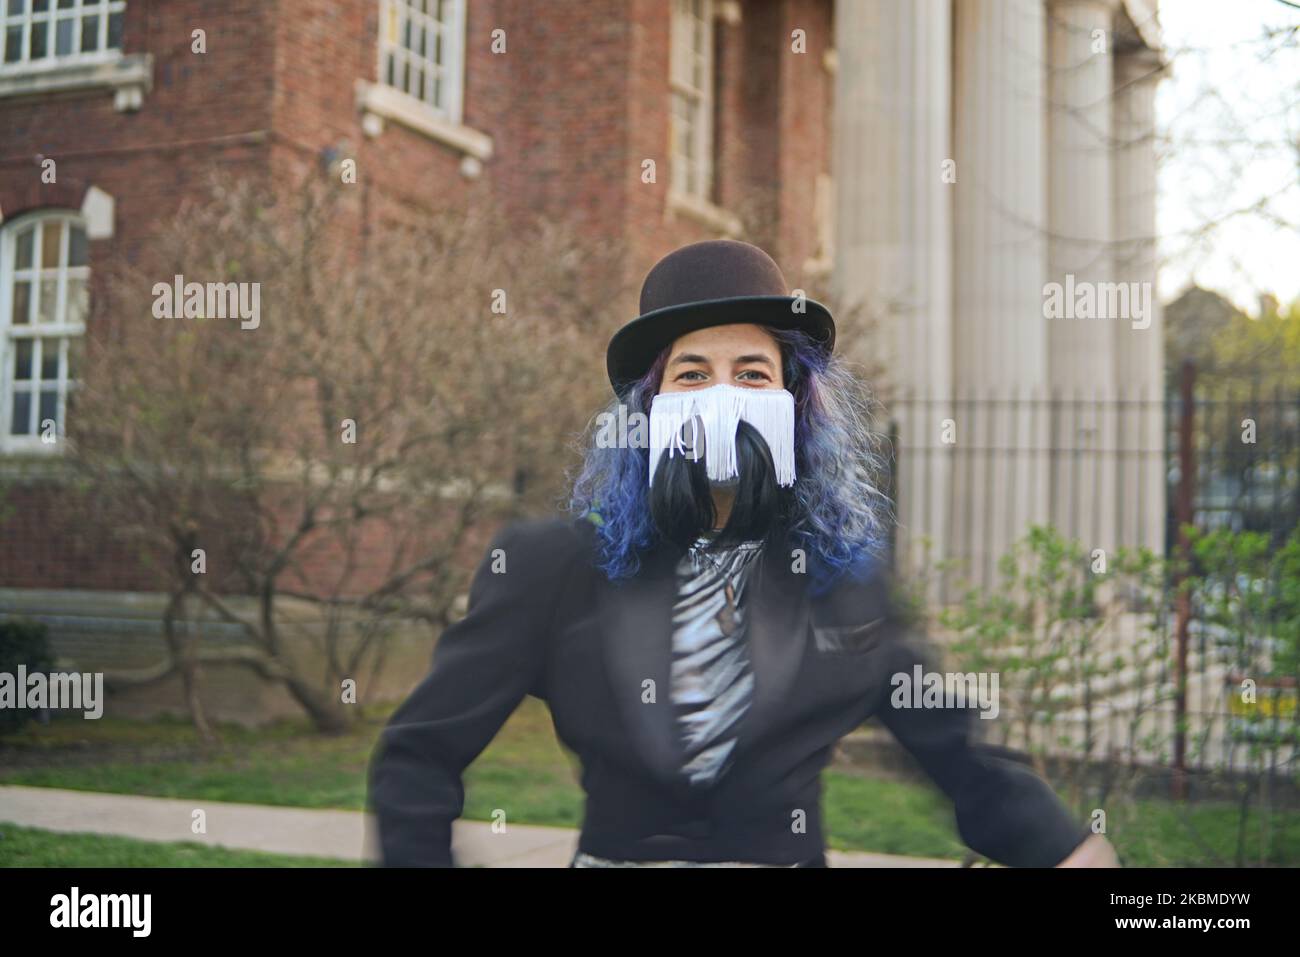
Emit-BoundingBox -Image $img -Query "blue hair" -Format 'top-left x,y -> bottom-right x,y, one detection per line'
567,327 -> 893,594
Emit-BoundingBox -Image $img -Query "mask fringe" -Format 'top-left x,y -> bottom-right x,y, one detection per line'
648,384 -> 796,489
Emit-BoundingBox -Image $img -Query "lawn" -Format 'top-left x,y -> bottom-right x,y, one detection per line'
0,823 -> 356,867
2,697 -> 1297,867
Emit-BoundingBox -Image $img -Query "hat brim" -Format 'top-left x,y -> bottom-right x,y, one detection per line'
606,295 -> 835,392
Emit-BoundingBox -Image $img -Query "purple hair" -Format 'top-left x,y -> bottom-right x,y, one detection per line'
567,327 -> 893,593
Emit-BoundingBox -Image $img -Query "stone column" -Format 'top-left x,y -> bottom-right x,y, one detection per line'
833,0 -> 953,582
953,0 -> 1051,588
1047,0 -> 1120,553
1113,46 -> 1166,553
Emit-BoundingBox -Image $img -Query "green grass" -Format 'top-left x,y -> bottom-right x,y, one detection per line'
0,823 -> 356,867
3,698 -> 1298,867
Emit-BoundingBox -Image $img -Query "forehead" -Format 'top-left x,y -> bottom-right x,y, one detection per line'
668,323 -> 780,357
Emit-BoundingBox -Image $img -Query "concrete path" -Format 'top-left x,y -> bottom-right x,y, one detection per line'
0,785 -> 960,867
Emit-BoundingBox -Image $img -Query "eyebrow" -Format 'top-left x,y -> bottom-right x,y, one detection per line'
669,352 -> 776,368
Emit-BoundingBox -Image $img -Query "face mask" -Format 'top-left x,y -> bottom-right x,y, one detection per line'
648,383 -> 796,489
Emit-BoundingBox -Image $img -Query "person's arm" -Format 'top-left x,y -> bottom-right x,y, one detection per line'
367,519 -> 573,867
872,629 -> 1098,868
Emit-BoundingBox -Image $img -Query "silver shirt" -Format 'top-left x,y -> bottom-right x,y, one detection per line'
670,535 -> 764,789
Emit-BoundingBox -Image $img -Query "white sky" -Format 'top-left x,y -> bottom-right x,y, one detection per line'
1157,0 -> 1300,312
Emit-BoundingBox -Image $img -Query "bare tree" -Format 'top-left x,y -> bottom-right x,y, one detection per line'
64,171 -> 623,738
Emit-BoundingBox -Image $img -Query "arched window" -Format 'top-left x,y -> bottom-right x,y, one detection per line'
0,211 -> 88,452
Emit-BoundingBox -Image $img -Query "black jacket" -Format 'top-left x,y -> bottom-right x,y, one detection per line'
368,516 -> 1092,867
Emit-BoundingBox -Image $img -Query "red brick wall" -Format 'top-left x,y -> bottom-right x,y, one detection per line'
622,0 -> 834,293
0,0 -> 276,255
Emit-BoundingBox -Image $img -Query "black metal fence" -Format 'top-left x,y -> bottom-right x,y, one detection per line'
880,365 -> 1300,590
879,364 -> 1300,786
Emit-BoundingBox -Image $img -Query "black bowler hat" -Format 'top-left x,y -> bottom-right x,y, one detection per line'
605,239 -> 836,392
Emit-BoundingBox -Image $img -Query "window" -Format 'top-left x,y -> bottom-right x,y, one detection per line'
669,0 -> 715,200
1,0 -> 126,72
0,213 -> 88,451
378,0 -> 466,123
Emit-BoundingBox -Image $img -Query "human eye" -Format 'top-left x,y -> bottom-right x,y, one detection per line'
675,369 -> 708,383
736,368 -> 773,384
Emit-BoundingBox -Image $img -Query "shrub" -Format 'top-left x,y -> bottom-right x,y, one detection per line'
0,619 -> 55,735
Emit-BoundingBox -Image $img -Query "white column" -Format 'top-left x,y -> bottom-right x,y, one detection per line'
833,0 -> 952,581
1113,47 -> 1166,553
1047,0 -> 1120,552
953,0 -> 1051,587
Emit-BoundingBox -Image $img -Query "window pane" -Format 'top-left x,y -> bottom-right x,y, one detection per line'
65,277 -> 88,324
55,16 -> 73,55
15,227 -> 34,269
40,338 -> 59,381
12,281 -> 31,325
41,220 -> 62,268
57,0 -> 75,8
106,9 -> 121,48
39,388 -> 58,433
10,392 -> 32,435
6,1 -> 25,17
4,26 -> 20,63
30,20 -> 47,59
65,336 -> 82,381
68,225 -> 88,266
38,279 -> 59,324
14,339 -> 33,380
33,0 -> 49,9
80,13 -> 98,50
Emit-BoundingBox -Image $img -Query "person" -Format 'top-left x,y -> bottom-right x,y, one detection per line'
368,239 -> 1119,868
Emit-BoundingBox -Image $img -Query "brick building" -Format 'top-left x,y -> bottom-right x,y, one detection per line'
0,1 -> 1166,685
0,0 -> 839,718
0,0 -> 836,583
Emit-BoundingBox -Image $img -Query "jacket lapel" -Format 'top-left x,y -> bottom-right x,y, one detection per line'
595,528 -> 812,789
731,533 -> 810,759
595,539 -> 692,789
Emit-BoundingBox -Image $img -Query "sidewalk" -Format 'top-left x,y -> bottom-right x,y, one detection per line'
0,785 -> 960,867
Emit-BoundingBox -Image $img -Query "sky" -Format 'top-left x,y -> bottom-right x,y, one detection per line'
1157,0 -> 1300,312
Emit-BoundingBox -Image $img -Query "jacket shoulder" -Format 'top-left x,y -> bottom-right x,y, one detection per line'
489,514 -> 598,576
806,548 -> 909,632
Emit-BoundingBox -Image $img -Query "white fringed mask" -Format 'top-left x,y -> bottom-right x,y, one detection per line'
648,384 -> 796,489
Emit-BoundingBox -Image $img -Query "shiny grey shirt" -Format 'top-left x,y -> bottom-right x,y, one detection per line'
570,536 -> 779,868
670,535 -> 764,789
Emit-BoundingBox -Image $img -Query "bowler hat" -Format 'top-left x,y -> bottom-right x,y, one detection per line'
606,239 -> 835,391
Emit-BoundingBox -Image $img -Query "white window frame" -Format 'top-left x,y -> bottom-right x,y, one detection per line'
0,211 -> 89,455
0,0 -> 127,77
376,0 -> 466,126
669,0 -> 715,201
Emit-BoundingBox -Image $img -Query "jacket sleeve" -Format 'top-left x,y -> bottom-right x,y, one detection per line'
367,519 -> 572,867
872,627 -> 1093,868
